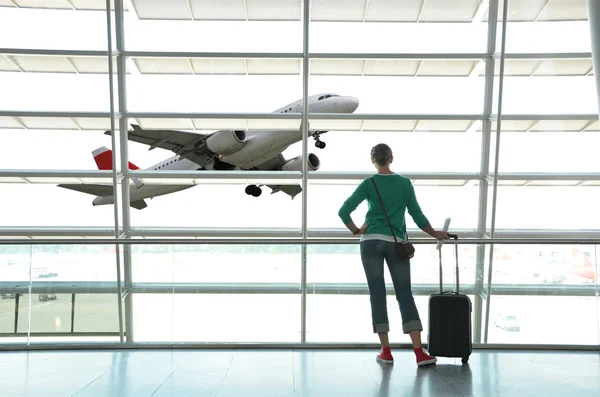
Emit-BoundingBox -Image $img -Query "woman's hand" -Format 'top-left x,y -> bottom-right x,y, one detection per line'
432,230 -> 450,240
354,222 -> 370,235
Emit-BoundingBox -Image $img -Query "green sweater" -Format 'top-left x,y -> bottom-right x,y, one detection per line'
338,174 -> 430,240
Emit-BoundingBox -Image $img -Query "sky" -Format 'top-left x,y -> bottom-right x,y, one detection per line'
0,6 -> 598,232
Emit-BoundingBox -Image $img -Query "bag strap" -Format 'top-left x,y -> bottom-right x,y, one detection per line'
370,177 -> 399,243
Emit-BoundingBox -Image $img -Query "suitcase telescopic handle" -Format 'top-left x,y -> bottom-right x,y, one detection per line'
439,234 -> 459,294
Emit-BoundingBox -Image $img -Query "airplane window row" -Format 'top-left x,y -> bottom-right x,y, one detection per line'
154,158 -> 178,170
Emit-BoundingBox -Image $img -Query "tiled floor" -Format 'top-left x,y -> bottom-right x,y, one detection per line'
0,348 -> 598,396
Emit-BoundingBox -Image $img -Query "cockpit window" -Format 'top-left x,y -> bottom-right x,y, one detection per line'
318,94 -> 339,101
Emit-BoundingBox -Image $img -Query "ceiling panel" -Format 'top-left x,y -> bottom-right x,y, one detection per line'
501,59 -> 540,76
308,119 -> 363,131
0,116 -> 25,129
135,118 -> 195,130
415,120 -> 472,131
18,117 -> 79,129
417,60 -> 479,76
534,59 -> 594,76
537,0 -> 588,21
190,58 -> 247,74
190,0 -> 245,20
362,60 -> 420,76
10,55 -> 75,73
74,118 -> 113,130
192,118 -> 257,130
530,120 -> 594,132
13,0 -> 70,8
70,57 -> 117,73
246,58 -> 301,74
134,57 -> 193,74
0,0 -> 16,6
365,0 -> 422,22
502,0 -> 547,21
246,0 -> 300,20
311,0 -> 365,22
246,119 -> 300,130
0,56 -> 21,72
420,0 -> 480,22
69,0 -> 114,9
494,120 -> 536,131
311,59 -> 364,75
362,120 -> 419,131
134,0 -> 191,19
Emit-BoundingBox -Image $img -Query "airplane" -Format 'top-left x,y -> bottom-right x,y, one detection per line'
58,93 -> 359,210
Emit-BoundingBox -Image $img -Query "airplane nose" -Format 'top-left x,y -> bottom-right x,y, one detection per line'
344,97 -> 359,112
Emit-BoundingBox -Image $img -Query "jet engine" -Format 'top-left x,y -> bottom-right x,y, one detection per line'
206,130 -> 247,156
281,153 -> 321,172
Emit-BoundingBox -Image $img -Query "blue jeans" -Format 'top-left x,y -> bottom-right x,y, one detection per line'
360,239 -> 423,334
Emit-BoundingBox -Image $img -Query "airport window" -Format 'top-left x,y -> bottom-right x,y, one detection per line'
0,1 -> 597,348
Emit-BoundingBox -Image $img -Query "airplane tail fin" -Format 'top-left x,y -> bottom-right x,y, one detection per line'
92,146 -> 140,171
92,146 -> 144,188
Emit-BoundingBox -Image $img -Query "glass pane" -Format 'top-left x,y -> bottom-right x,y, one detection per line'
74,294 -> 120,333
124,2 -> 301,52
0,66 -> 114,112
503,1 -> 591,53
0,294 -> 16,333
0,126 -> 116,170
18,293 -> 72,334
309,184 -> 480,231
126,72 -> 301,113
305,129 -> 482,173
309,75 -> 485,114
0,6 -> 112,51
307,243 -> 477,288
132,293 -> 300,343
497,129 -> 600,173
0,184 -> 116,226
487,296 -> 599,345
310,22 -> 489,53
306,295 -> 475,343
0,245 -> 31,283
489,244 -> 598,286
494,186 -> 600,230
500,76 -> 597,115
132,244 -> 300,283
129,184 -> 302,228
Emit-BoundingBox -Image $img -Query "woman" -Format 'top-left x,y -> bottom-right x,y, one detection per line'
338,143 -> 449,366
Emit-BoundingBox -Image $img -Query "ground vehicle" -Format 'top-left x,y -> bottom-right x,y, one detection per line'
38,293 -> 57,302
494,314 -> 521,331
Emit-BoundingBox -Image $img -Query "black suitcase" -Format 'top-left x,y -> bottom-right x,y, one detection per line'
427,233 -> 472,364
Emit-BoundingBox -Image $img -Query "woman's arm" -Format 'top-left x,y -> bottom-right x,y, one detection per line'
338,181 -> 368,235
407,181 -> 449,240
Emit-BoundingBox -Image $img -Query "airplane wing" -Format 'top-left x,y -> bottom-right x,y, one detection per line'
254,154 -> 304,199
266,184 -> 302,199
57,184 -> 113,196
105,124 -> 212,165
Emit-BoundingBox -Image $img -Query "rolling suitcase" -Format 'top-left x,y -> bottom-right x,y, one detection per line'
427,233 -> 472,364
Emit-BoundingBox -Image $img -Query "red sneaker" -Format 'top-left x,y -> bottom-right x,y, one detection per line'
376,347 -> 394,364
415,348 -> 437,367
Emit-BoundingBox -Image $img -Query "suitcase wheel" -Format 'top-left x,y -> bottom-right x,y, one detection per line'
461,357 -> 469,364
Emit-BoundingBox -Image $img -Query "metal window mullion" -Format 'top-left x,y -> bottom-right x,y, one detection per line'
473,0 -> 499,344
105,0 -> 125,346
484,0 -> 509,344
114,0 -> 134,344
300,0 -> 310,345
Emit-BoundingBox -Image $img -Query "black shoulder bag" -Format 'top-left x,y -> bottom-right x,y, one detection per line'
370,177 -> 415,260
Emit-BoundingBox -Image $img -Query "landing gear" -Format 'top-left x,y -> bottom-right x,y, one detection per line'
245,184 -> 262,197
313,131 -> 327,149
